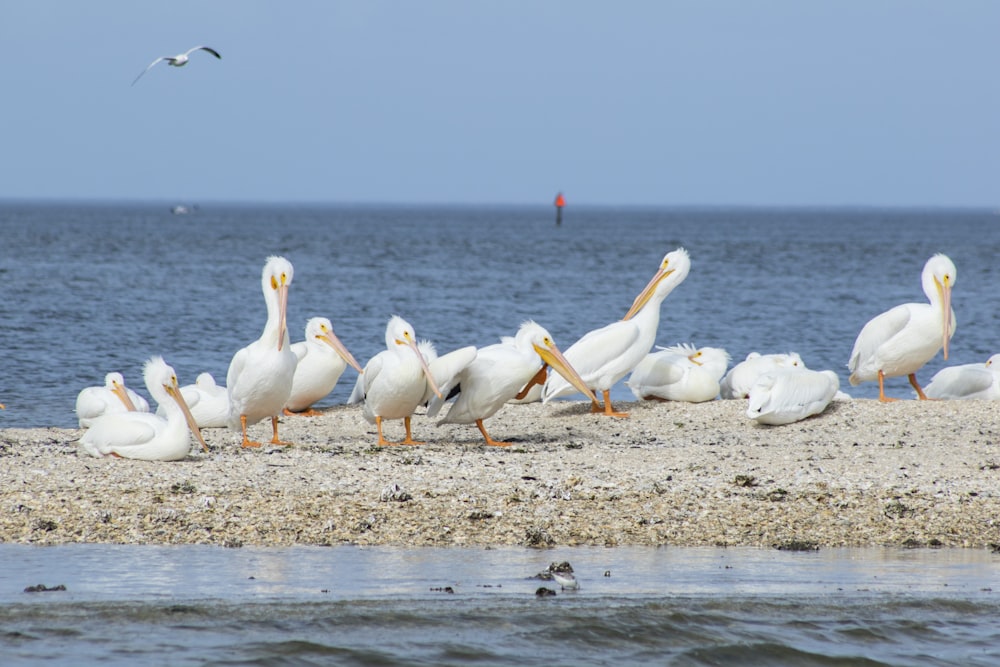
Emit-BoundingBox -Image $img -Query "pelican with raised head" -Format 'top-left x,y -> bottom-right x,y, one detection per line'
79,356 -> 209,461
227,256 -> 298,447
542,248 -> 691,416
848,254 -> 956,401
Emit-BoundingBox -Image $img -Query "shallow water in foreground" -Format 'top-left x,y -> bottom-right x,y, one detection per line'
1,545 -> 998,666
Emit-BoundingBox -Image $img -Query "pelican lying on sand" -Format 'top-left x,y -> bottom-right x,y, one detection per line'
746,368 -> 840,426
285,317 -> 363,416
719,352 -> 805,400
76,372 -> 150,428
924,354 -> 1000,400
79,356 -> 209,461
628,343 -> 730,403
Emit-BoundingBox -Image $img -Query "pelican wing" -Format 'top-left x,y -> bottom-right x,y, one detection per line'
349,351 -> 386,404
544,320 -> 641,400
925,365 -> 995,399
848,304 -> 912,376
131,57 -> 166,86
188,46 -> 222,59
423,346 -> 477,406
79,413 -> 160,456
627,353 -> 686,398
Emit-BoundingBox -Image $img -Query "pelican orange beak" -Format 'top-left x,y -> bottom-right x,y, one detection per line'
937,275 -> 953,360
276,282 -> 289,352
534,342 -> 599,408
319,329 -> 363,373
398,336 -> 442,399
623,266 -> 676,321
111,381 -> 138,411
165,381 -> 210,453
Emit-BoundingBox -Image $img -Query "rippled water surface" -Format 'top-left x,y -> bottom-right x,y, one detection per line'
2,203 -> 999,428
2,545 -> 1000,666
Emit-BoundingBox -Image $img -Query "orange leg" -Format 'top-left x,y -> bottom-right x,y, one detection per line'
476,419 -> 512,447
240,414 -> 262,448
283,407 -> 322,417
908,373 -> 930,400
514,366 -> 548,400
877,370 -> 899,403
270,416 -> 292,446
399,416 -> 425,445
591,389 -> 629,417
375,416 -> 396,446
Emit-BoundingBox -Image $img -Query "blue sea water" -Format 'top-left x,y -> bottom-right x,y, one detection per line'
1,544 -> 999,666
3,203 -> 1000,665
2,203 -> 998,429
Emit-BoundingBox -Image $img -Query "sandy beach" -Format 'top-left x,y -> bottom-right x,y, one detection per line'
1,398 -> 998,549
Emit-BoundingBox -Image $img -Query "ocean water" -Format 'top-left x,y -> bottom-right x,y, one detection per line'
1,203 -> 998,429
3,204 -> 1000,665
1,544 -> 999,666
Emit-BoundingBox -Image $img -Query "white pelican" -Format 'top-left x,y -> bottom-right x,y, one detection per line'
719,352 -> 805,399
746,368 -> 840,426
542,247 -> 691,416
75,372 -> 150,428
848,253 -> 957,401
348,316 -> 444,446
627,343 -> 730,403
158,372 -> 229,428
284,317 -> 363,416
131,46 -> 222,86
79,356 -> 209,461
924,354 -> 1000,400
227,256 -> 298,447
428,321 -> 598,446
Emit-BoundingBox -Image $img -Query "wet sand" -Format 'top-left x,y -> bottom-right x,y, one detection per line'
1,398 -> 998,549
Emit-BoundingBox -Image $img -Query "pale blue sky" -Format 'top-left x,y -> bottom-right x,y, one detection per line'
2,1 -> 998,207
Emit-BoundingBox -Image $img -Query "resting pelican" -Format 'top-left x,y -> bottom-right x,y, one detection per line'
542,248 -> 691,416
746,368 -> 840,426
848,254 -> 956,401
227,256 -> 297,447
429,321 -> 598,446
76,372 -> 150,428
719,352 -> 805,399
284,317 -> 363,416
348,316 -> 444,445
627,343 -> 730,403
157,372 -> 229,428
132,46 -> 222,86
924,354 -> 1000,400
79,357 -> 209,461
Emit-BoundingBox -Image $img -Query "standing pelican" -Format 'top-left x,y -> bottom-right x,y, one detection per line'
627,343 -> 730,403
158,372 -> 229,428
924,354 -> 1000,400
719,352 -> 805,399
76,372 -> 150,428
348,316 -> 444,446
848,254 -> 956,401
428,321 -> 599,446
542,248 -> 691,416
284,317 -> 363,416
746,368 -> 840,425
132,46 -> 222,86
416,340 -> 478,407
227,256 -> 297,447
79,357 -> 209,461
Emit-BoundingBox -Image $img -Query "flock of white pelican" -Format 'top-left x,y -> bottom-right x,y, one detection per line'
72,249 -> 981,461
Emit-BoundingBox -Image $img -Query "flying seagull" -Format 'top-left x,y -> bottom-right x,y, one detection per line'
132,46 -> 222,86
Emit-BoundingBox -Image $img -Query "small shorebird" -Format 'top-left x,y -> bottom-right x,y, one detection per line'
132,46 -> 222,86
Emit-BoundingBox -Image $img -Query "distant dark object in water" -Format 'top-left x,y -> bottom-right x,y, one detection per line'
24,583 -> 66,593
535,586 -> 557,597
